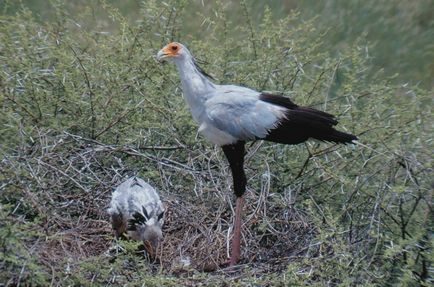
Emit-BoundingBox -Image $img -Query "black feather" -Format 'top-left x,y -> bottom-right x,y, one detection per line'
157,211 -> 164,222
260,93 -> 298,109
127,211 -> 147,231
130,177 -> 143,188
193,59 -> 214,80
127,221 -> 137,231
259,93 -> 357,144
142,206 -> 149,221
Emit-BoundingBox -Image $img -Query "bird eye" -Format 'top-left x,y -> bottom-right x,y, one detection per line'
171,45 -> 178,51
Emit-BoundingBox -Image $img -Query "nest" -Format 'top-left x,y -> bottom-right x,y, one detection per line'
158,189 -> 312,273
2,130 -> 316,278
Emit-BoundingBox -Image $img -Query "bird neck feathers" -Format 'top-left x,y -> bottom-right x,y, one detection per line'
175,57 -> 215,94
175,56 -> 215,122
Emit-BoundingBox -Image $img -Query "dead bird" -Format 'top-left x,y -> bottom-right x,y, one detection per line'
108,177 -> 165,257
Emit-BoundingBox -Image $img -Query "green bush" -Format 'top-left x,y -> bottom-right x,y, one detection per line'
0,1 -> 432,286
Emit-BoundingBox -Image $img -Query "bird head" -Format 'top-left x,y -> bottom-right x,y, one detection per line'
128,207 -> 165,257
156,42 -> 187,62
141,225 -> 163,257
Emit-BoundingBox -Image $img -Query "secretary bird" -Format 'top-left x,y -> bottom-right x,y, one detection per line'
157,42 -> 357,266
108,177 -> 165,257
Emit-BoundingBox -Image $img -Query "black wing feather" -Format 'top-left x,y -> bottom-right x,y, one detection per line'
127,211 -> 147,231
259,93 -> 357,144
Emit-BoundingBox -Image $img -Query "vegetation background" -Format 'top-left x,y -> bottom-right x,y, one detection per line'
0,0 -> 432,286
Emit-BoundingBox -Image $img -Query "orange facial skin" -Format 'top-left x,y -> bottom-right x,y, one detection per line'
161,42 -> 182,58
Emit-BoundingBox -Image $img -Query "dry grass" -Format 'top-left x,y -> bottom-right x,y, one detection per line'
1,1 -> 432,285
2,130 -> 318,281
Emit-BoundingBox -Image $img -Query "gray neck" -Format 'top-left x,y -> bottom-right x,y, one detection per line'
175,57 -> 215,122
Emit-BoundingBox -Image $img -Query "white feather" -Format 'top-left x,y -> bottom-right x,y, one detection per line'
107,177 -> 164,242
161,43 -> 287,146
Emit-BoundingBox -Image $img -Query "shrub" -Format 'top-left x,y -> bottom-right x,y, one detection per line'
0,1 -> 432,285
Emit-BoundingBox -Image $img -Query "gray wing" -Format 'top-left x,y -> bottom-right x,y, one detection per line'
205,86 -> 287,140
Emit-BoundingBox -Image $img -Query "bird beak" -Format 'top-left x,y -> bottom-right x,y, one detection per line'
144,239 -> 161,260
156,49 -> 168,62
144,240 -> 154,256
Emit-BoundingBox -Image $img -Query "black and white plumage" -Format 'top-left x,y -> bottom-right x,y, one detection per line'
157,42 -> 357,266
108,177 -> 165,256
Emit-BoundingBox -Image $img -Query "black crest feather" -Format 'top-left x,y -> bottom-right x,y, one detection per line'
194,59 -> 214,80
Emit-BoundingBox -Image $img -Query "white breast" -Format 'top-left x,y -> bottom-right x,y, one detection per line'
198,121 -> 238,146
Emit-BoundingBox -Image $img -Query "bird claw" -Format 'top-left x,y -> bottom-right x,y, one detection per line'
219,259 -> 244,272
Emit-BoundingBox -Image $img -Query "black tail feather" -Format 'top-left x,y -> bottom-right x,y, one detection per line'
263,107 -> 357,145
319,128 -> 358,144
260,93 -> 357,145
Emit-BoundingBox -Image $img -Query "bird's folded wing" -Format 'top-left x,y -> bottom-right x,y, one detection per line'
205,89 -> 287,141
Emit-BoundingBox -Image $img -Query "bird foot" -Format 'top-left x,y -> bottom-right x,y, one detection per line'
219,259 -> 244,272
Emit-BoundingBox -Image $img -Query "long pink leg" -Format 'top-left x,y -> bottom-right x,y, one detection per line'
229,196 -> 244,266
